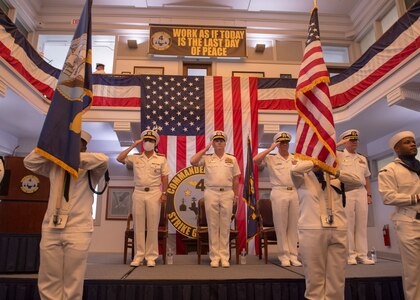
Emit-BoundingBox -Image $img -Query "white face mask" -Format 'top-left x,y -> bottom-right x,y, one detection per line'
143,141 -> 155,152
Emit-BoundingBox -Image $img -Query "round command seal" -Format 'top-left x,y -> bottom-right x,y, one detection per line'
151,31 -> 172,51
166,166 -> 205,239
20,175 -> 40,194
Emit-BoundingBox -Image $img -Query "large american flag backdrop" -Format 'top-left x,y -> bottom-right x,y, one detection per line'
140,75 -> 258,251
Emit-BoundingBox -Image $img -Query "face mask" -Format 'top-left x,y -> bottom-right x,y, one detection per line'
143,141 -> 155,152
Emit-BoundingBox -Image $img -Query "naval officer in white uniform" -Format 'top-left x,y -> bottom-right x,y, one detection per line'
253,131 -> 301,267
337,129 -> 374,265
117,129 -> 170,267
190,131 -> 241,268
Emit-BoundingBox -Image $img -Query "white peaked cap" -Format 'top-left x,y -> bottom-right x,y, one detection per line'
81,130 -> 92,144
388,131 -> 415,149
141,130 -> 160,144
273,131 -> 291,143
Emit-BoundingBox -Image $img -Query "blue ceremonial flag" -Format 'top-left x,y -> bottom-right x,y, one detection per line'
35,0 -> 93,177
243,137 -> 258,240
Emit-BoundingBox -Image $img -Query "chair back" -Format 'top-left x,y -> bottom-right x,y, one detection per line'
257,199 -> 274,227
159,202 -> 168,228
126,213 -> 133,230
197,198 -> 207,227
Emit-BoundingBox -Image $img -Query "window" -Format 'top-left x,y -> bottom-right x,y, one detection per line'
380,6 -> 398,34
322,46 -> 349,64
183,62 -> 212,76
37,34 -> 116,73
360,28 -> 376,55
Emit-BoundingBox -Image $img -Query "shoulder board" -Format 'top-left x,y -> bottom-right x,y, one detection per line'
379,169 -> 387,173
357,152 -> 367,158
156,153 -> 166,157
226,153 -> 233,156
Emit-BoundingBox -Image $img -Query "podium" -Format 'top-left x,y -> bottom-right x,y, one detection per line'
0,156 -> 49,273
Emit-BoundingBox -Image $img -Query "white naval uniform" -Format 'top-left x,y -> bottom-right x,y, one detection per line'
260,153 -> 299,262
291,161 -> 361,300
126,152 -> 170,263
24,150 -> 109,300
198,153 -> 241,264
337,149 -> 371,260
378,158 -> 420,300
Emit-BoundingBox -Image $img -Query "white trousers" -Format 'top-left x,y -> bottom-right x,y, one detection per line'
204,189 -> 234,264
344,188 -> 368,259
38,231 -> 92,300
270,188 -> 299,261
132,189 -> 161,263
394,220 -> 420,300
299,229 -> 348,300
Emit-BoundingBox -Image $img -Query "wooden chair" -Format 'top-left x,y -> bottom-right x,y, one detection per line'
257,198 -> 277,264
196,198 -> 239,264
123,214 -> 134,264
123,202 -> 168,264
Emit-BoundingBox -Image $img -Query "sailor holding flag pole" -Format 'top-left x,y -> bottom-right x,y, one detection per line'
24,1 -> 109,299
290,1 -> 360,299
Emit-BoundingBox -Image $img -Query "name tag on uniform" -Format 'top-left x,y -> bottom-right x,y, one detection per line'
48,214 -> 68,229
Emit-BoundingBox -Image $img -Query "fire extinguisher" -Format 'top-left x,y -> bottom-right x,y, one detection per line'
383,224 -> 391,247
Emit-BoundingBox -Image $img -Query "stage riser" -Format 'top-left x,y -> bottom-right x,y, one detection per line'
0,277 -> 404,300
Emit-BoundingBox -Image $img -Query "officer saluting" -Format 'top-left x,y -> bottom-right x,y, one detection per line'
190,131 -> 241,268
253,131 -> 301,267
337,129 -> 374,265
378,131 -> 419,300
117,130 -> 170,267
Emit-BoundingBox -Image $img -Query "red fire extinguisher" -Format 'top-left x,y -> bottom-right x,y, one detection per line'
383,224 -> 391,247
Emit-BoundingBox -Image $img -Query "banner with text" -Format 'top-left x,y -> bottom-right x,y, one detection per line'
149,25 -> 247,57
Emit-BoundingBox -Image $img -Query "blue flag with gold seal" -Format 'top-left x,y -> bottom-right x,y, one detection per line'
35,0 -> 93,178
243,136 -> 258,240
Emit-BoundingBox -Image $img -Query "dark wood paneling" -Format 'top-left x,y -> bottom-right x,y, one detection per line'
0,156 -> 49,201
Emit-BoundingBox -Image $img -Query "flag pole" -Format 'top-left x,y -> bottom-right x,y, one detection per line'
325,174 -> 334,225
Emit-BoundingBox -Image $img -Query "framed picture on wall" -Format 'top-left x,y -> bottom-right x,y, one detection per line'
106,187 -> 134,220
133,66 -> 164,75
232,71 -> 265,78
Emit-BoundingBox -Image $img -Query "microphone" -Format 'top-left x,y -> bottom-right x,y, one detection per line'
12,145 -> 19,156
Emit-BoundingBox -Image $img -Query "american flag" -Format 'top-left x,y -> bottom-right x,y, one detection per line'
140,74 -> 259,252
294,5 -> 338,173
